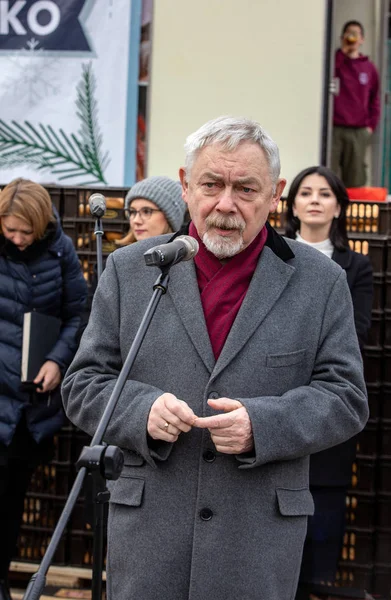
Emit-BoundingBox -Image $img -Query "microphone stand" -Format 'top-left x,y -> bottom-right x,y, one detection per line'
22,257 -> 172,600
89,212 -> 106,600
94,216 -> 104,281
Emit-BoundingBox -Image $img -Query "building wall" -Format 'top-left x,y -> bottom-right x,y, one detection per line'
147,0 -> 327,187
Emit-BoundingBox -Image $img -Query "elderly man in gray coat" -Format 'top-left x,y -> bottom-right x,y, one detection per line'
62,116 -> 368,600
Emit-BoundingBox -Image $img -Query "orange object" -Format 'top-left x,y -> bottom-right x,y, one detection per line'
347,187 -> 388,202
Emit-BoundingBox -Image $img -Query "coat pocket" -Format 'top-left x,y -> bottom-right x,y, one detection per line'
109,476 -> 145,507
276,487 -> 314,516
266,348 -> 307,368
122,449 -> 145,466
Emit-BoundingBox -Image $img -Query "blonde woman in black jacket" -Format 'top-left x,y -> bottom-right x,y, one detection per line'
0,179 -> 87,600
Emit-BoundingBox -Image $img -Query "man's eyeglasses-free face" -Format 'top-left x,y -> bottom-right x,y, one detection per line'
125,207 -> 162,220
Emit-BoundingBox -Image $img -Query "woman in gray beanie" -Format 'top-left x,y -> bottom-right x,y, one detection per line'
117,175 -> 187,245
88,176 -> 186,303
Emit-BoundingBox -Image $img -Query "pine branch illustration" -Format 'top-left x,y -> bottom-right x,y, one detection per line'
76,62 -> 110,181
0,62 -> 111,184
0,119 -> 107,184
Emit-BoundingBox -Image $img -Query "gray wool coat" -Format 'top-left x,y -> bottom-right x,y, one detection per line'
62,225 -> 368,600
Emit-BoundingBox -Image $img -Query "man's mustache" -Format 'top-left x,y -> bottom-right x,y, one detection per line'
205,214 -> 245,233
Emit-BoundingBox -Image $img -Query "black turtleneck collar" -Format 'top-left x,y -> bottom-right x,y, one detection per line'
0,220 -> 57,263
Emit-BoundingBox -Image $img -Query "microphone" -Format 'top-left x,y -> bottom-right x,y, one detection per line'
88,193 -> 106,218
144,235 -> 199,267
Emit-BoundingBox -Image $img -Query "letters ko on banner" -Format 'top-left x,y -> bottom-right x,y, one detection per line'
0,0 -> 90,51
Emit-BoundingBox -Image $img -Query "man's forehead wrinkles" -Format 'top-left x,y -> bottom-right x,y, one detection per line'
201,171 -> 223,179
199,168 -> 263,183
191,142 -> 272,188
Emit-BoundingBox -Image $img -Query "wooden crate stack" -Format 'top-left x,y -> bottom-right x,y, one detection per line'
345,201 -> 391,598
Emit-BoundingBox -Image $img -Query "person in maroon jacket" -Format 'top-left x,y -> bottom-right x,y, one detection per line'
331,20 -> 380,188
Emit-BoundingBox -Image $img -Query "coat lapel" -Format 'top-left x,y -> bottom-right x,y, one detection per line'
211,246 -> 295,379
168,260 -> 215,373
166,224 -> 295,378
332,247 -> 351,269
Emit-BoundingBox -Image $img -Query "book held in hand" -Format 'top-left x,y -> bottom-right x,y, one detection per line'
21,311 -> 61,384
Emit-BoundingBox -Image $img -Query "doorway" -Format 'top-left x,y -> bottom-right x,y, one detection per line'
324,0 -> 388,189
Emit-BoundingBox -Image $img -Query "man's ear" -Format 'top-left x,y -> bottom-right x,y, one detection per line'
270,178 -> 286,212
179,167 -> 188,204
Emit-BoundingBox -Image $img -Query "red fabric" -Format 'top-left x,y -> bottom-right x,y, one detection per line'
347,187 -> 387,202
333,49 -> 380,130
189,222 -> 268,360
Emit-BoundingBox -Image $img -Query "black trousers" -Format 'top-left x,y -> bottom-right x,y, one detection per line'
0,460 -> 34,579
295,487 -> 347,599
0,417 -> 53,580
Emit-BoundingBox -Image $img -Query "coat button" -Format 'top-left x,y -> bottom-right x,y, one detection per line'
203,450 -> 216,463
209,391 -> 219,399
200,508 -> 213,521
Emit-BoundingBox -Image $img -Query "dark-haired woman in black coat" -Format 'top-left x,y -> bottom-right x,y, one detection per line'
285,166 -> 373,599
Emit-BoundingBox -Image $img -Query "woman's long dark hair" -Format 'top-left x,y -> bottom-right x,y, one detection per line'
284,166 -> 350,251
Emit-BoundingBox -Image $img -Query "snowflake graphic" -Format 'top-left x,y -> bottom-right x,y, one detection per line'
2,37 -> 60,108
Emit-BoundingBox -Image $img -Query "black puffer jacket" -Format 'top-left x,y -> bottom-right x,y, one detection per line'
0,211 -> 87,445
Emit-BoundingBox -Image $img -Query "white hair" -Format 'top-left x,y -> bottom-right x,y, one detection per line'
183,116 -> 281,188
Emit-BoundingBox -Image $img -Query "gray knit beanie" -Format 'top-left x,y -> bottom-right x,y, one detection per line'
125,176 -> 186,232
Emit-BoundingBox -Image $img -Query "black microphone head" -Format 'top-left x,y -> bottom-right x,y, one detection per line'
143,235 -> 199,268
175,235 -> 199,260
88,193 -> 106,218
